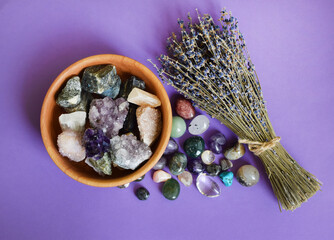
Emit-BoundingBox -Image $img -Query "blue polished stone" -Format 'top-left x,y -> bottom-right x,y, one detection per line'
219,171 -> 234,187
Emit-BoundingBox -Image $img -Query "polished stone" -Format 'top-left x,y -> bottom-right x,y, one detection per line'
177,171 -> 193,187
183,136 -> 205,158
236,165 -> 260,187
219,171 -> 234,187
164,138 -> 179,155
153,170 -> 171,183
201,150 -> 215,165
187,159 -> 205,175
175,96 -> 195,120
196,173 -> 221,197
188,115 -> 210,135
170,116 -> 186,138
162,179 -> 180,200
136,187 -> 150,200
220,158 -> 233,171
205,163 -> 221,176
168,152 -> 187,175
224,142 -> 245,160
208,132 -> 226,154
152,156 -> 167,170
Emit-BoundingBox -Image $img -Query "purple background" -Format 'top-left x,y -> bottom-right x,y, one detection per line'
0,0 -> 333,239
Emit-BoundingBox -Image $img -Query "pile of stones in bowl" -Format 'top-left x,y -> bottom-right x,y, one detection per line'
56,64 -> 162,176
129,96 -> 261,201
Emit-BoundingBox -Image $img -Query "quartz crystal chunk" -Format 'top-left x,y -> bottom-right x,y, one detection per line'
57,130 -> 85,162
56,76 -> 82,108
82,64 -> 121,98
110,134 -> 152,170
177,171 -> 193,187
127,88 -> 161,107
89,97 -> 129,138
65,91 -> 92,113
118,183 -> 130,189
196,173 -> 221,198
59,111 -> 86,132
83,128 -> 110,160
136,106 -> 162,146
119,76 -> 146,98
188,115 -> 210,135
153,170 -> 171,183
85,152 -> 112,176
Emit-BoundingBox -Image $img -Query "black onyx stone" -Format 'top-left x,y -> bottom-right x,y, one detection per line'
119,76 -> 146,99
136,187 -> 150,200
120,103 -> 138,134
206,163 -> 222,176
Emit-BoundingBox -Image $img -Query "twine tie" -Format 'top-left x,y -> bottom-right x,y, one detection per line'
239,137 -> 281,156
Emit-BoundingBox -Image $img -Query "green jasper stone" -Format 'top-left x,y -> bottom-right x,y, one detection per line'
168,152 -> 187,175
162,178 -> 180,200
170,116 -> 186,138
183,136 -> 205,158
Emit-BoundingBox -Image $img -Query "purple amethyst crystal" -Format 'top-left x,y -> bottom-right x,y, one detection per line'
83,128 -> 110,160
208,132 -> 226,154
89,97 -> 129,138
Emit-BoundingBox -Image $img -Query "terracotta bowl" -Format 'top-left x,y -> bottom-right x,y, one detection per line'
40,54 -> 172,187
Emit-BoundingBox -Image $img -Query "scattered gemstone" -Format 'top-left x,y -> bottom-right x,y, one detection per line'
206,163 -> 221,176
175,96 -> 195,120
153,170 -> 171,183
201,150 -> 215,165
177,171 -> 193,187
169,152 -> 187,175
85,152 -> 112,176
136,187 -> 150,200
110,134 -> 152,170
188,115 -> 210,135
152,156 -> 167,170
82,64 -> 121,98
56,76 -> 82,109
59,111 -> 86,132
57,130 -> 85,162
183,136 -> 205,158
162,178 -> 180,200
164,138 -> 179,155
170,116 -> 186,138
219,171 -> 234,187
196,173 -> 221,198
119,76 -> 146,99
120,103 -> 138,134
224,142 -> 245,160
89,97 -> 129,138
236,165 -> 260,187
187,159 -> 205,174
220,158 -> 233,171
208,132 -> 226,154
135,174 -> 145,182
83,128 -> 110,160
136,106 -> 162,146
118,183 -> 130,189
64,91 -> 92,113
127,87 -> 161,107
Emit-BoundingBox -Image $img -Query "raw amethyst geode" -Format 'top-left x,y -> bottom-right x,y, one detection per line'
89,97 -> 129,138
83,128 -> 110,160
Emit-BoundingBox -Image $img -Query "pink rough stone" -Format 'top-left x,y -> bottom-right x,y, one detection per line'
153,170 -> 171,183
175,97 -> 195,120
57,130 -> 86,162
178,171 -> 193,187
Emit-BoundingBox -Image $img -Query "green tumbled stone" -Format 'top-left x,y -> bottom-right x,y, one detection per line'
183,136 -> 205,158
170,116 -> 186,138
162,178 -> 180,200
168,152 -> 187,175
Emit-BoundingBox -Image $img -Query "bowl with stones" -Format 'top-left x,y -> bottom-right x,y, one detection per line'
40,54 -> 172,187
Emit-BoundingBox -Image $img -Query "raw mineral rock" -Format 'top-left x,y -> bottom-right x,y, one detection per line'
85,152 -> 112,176
65,91 -> 92,113
56,76 -> 82,108
89,97 -> 129,138
119,76 -> 146,99
57,130 -> 85,162
120,103 -> 138,134
177,171 -> 193,187
175,97 -> 195,120
136,106 -> 162,146
110,134 -> 152,170
153,170 -> 171,183
59,111 -> 86,132
127,88 -> 161,107
82,64 -> 121,98
83,128 -> 110,160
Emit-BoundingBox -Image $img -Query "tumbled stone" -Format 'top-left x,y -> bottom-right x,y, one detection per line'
201,150 -> 215,165
59,111 -> 86,132
119,76 -> 146,98
170,116 -> 186,138
135,174 -> 145,182
168,152 -> 187,176
85,152 -> 112,176
82,64 -> 121,98
183,136 -> 205,158
220,158 -> 233,171
219,171 -> 234,187
118,183 -> 130,189
208,132 -> 226,154
206,163 -> 221,176
152,156 -> 167,170
187,159 -> 205,174
236,165 -> 260,187
64,91 -> 92,113
56,76 -> 82,108
188,115 -> 210,135
196,173 -> 221,197
162,178 -> 180,200
153,170 -> 171,183
136,187 -> 150,200
83,128 -> 110,160
110,134 -> 152,170
224,142 -> 245,160
120,103 -> 138,134
136,106 -> 162,146
164,138 -> 179,155
177,171 -> 193,187
127,88 -> 161,107
89,97 -> 129,138
175,96 -> 195,120
57,130 -> 85,162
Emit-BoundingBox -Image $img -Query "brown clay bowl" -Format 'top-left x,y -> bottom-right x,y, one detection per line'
40,54 -> 172,187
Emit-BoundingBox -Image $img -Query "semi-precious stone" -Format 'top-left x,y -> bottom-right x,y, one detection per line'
175,97 -> 195,120
236,165 -> 260,187
201,150 -> 215,165
187,159 -> 205,175
57,130 -> 85,162
153,156 -> 167,170
196,173 -> 221,198
85,152 -> 112,176
120,103 -> 138,134
162,179 -> 180,200
164,138 -> 179,155
136,187 -> 150,200
83,128 -> 110,160
205,163 -> 221,176
177,171 -> 193,187
170,116 -> 186,138
168,152 -> 187,176
119,76 -> 146,98
64,91 -> 92,113
188,115 -> 210,135
219,171 -> 234,187
127,88 -> 161,107
135,174 -> 145,182
153,170 -> 171,183
208,132 -> 226,154
59,111 -> 86,132
220,158 -> 233,171
56,76 -> 81,108
118,183 -> 130,189
224,142 -> 245,160
183,136 -> 205,158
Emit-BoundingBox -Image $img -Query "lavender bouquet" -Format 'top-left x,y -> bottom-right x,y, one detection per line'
150,9 -> 321,211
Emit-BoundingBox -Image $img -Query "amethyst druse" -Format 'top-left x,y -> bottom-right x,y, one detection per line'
187,159 -> 205,174
83,128 -> 110,160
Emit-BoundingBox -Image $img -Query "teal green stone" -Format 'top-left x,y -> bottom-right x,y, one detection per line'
219,171 -> 234,187
162,178 -> 180,200
168,152 -> 187,175
170,116 -> 186,138
183,136 -> 205,158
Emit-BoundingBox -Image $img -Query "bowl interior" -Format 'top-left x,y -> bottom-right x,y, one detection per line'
41,54 -> 172,187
